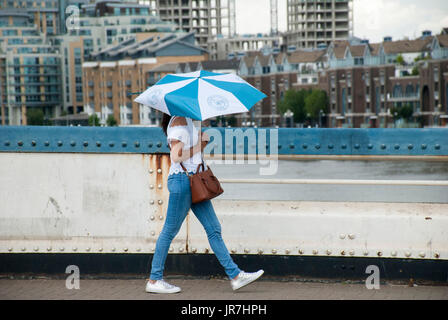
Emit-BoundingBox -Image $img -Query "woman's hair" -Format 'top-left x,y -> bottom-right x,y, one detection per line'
161,113 -> 172,136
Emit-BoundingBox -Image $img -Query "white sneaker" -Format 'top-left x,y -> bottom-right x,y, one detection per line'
231,270 -> 264,291
145,279 -> 181,294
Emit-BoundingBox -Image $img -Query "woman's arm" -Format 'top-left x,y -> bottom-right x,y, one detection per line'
170,130 -> 203,163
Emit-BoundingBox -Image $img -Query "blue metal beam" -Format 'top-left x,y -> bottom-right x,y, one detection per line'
0,126 -> 447,156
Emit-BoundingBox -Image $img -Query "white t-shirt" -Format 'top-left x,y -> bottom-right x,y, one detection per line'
167,116 -> 203,175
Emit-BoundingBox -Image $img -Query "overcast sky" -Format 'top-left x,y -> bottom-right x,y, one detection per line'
235,0 -> 448,42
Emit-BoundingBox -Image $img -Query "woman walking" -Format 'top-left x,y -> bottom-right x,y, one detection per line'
145,114 -> 264,294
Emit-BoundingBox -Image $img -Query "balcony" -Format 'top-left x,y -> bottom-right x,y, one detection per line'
387,93 -> 420,102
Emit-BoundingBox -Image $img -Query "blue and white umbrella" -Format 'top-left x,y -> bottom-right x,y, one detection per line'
134,70 -> 267,121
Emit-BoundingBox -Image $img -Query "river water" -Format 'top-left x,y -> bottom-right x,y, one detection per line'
211,159 -> 448,203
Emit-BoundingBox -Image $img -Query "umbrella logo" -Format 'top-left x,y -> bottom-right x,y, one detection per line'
149,89 -> 163,107
207,95 -> 229,111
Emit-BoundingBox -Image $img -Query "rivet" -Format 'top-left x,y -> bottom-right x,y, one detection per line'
244,248 -> 250,253
341,144 -> 347,149
149,169 -> 154,174
298,249 -> 304,255
70,141 -> 76,147
312,249 -> 318,255
435,144 -> 441,150
8,247 -> 13,252
391,251 -> 397,257
408,144 -> 414,150
339,234 -> 346,239
150,200 -> 155,205
109,142 -> 115,147
31,140 -> 36,146
151,246 -> 156,252
73,247 -> 77,252
257,248 -> 263,254
47,247 -> 52,252
150,231 -> 155,236
44,141 -> 50,146
278,144 -> 282,149
394,144 -> 400,150
81,141 -> 88,147
96,141 -> 101,147
123,247 -> 128,252
285,249 -> 290,254
231,248 -> 237,254
204,248 -> 209,253
380,144 -> 386,150
158,200 -> 163,205
326,249 -> 332,255
136,248 -> 141,252
122,141 -> 127,147
111,247 -> 116,252
363,250 -> 369,256
4,141 -> 10,146
377,251 -> 383,257
289,144 -> 295,149
315,144 -> 321,150
150,215 -> 155,220
405,251 -> 411,257
86,247 -> 91,252
419,252 -> 425,258
348,234 -> 355,240
421,144 -> 427,150
367,144 -> 373,149
170,247 -> 175,253
354,144 -> 360,149
34,247 -> 39,251
57,141 -> 63,147
191,248 -> 197,253
98,248 -> 103,252
157,184 -> 162,189
148,143 -> 153,148
328,144 -> 334,149
272,249 -> 277,254
434,252 -> 440,259
179,247 -> 184,253
349,250 -> 355,256
340,250 -> 345,255
150,184 -> 154,189
159,215 -> 163,220
135,141 -> 140,148
157,168 -> 162,174
156,142 -> 162,148
18,140 -> 23,146
21,247 -> 26,252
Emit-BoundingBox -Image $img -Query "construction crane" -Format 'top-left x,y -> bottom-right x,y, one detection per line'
270,0 -> 278,35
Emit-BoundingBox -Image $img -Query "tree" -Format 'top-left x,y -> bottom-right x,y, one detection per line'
278,89 -> 307,124
396,54 -> 405,65
26,108 -> 44,126
106,114 -> 118,127
304,89 -> 329,122
400,104 -> 414,121
88,114 -> 100,126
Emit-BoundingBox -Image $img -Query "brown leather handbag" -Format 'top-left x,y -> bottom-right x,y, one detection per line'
180,161 -> 224,204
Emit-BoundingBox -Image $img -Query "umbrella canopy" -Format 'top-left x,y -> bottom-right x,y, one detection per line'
134,70 -> 267,121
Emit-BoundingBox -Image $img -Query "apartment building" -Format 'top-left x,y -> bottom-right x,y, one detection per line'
292,33 -> 448,128
0,8 -> 62,125
285,0 -> 353,49
82,32 -> 208,126
142,0 -> 235,49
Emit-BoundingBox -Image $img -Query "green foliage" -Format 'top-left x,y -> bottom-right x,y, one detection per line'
106,114 -> 118,127
396,54 -> 405,65
304,89 -> 329,120
278,88 -> 328,125
26,108 -> 44,126
88,114 -> 100,126
391,104 -> 414,121
411,66 -> 419,76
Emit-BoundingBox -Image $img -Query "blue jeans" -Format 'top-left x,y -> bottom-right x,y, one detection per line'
150,172 -> 241,280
